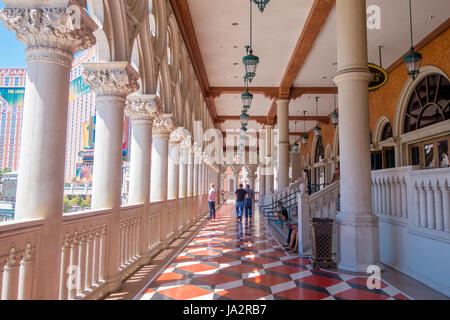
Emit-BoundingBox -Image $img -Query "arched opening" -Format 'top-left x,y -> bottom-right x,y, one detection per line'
402,73 -> 450,169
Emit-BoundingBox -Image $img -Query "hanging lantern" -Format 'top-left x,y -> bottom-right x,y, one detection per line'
313,97 -> 322,137
403,48 -> 422,80
404,0 -> 423,80
243,46 -> 259,82
313,125 -> 322,137
253,0 -> 270,12
292,142 -> 300,153
330,89 -> 339,127
301,135 -> 309,145
240,111 -> 250,126
241,90 -> 253,108
330,111 -> 339,127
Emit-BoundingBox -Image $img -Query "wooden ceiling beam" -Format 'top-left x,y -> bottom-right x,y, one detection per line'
278,0 -> 336,98
207,86 -> 337,100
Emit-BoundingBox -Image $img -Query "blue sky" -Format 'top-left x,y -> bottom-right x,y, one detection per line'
0,2 -> 27,68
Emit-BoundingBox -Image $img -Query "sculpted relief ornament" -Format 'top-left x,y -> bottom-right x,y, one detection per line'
153,114 -> 176,138
126,95 -> 163,123
82,62 -> 140,100
0,5 -> 97,67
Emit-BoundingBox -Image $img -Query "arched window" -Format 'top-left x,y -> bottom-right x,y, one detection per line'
314,136 -> 324,163
404,74 -> 450,133
381,122 -> 393,141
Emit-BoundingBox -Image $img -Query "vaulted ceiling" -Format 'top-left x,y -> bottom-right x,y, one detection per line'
170,0 -> 450,144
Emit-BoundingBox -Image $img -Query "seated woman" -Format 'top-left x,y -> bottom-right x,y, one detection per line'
285,223 -> 299,253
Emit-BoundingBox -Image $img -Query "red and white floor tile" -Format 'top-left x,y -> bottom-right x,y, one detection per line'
138,204 -> 411,301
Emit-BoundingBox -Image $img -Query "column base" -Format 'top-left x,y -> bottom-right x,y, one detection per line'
336,212 -> 381,273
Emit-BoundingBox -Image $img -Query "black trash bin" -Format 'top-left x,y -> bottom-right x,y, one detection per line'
310,218 -> 336,269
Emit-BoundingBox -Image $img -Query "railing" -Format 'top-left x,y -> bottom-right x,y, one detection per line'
59,209 -> 111,300
371,166 -> 450,234
0,194 -> 209,300
0,219 -> 43,300
297,182 -> 340,254
119,205 -> 142,273
371,166 -> 450,296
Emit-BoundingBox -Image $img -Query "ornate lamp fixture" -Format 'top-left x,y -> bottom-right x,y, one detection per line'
330,87 -> 339,127
243,0 -> 259,83
240,110 -> 250,126
253,0 -> 270,12
241,78 -> 253,109
301,111 -> 309,145
403,0 -> 422,80
313,97 -> 322,137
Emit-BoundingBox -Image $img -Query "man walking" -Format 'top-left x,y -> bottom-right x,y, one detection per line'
235,184 -> 247,223
208,183 -> 217,220
244,184 -> 254,219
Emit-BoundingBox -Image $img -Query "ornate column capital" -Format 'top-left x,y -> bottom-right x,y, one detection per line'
83,62 -> 139,101
170,127 -> 187,144
126,94 -> 162,125
153,114 -> 176,139
0,3 -> 97,68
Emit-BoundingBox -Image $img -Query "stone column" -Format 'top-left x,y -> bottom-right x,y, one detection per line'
0,2 -> 96,299
125,95 -> 161,263
277,99 -> 290,189
334,0 -> 380,272
187,147 -> 195,223
187,147 -> 194,197
83,62 -> 139,291
179,143 -> 189,199
265,125 -> 274,194
168,129 -> 183,236
234,172 -> 240,190
259,166 -> 266,197
150,114 -> 176,244
193,150 -> 200,197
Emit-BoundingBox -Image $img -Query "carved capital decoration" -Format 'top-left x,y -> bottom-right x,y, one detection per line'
0,5 -> 97,67
153,114 -> 176,138
126,94 -> 162,123
82,62 -> 140,100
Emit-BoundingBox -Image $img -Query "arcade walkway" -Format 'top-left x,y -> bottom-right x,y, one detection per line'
131,204 -> 413,300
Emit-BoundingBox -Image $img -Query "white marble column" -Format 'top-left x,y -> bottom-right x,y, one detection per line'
265,125 -> 274,194
168,129 -> 184,236
193,150 -> 200,197
277,99 -> 290,189
291,149 -> 301,182
259,166 -> 266,197
0,1 -> 96,299
125,95 -> 161,263
84,62 -> 139,291
187,147 -> 195,223
334,0 -> 380,272
150,114 -> 176,244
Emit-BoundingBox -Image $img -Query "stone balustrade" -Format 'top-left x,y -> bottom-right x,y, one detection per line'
297,182 -> 340,254
371,166 -> 450,234
0,219 -> 43,300
0,195 -> 210,300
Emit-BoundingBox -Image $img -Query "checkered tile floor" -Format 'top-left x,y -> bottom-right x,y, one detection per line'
138,204 -> 411,300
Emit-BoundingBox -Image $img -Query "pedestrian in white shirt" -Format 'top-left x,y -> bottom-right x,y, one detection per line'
208,184 -> 217,220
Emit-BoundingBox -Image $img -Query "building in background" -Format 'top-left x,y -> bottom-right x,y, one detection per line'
65,47 -> 97,182
0,68 -> 26,171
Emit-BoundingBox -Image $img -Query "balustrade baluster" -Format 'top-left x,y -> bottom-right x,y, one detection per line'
58,234 -> 71,300
92,228 -> 100,286
68,233 -> 79,299
99,225 -> 107,283
418,181 -> 428,228
120,222 -> 125,267
386,178 -> 392,216
424,181 -> 436,229
395,176 -> 402,217
413,181 -> 420,226
433,182 -> 444,231
77,230 -> 87,297
85,229 -> 94,291
401,177 -> 408,218
0,261 -> 4,297
18,243 -> 33,300
372,179 -> 377,213
381,178 -> 386,215
1,247 -> 20,300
